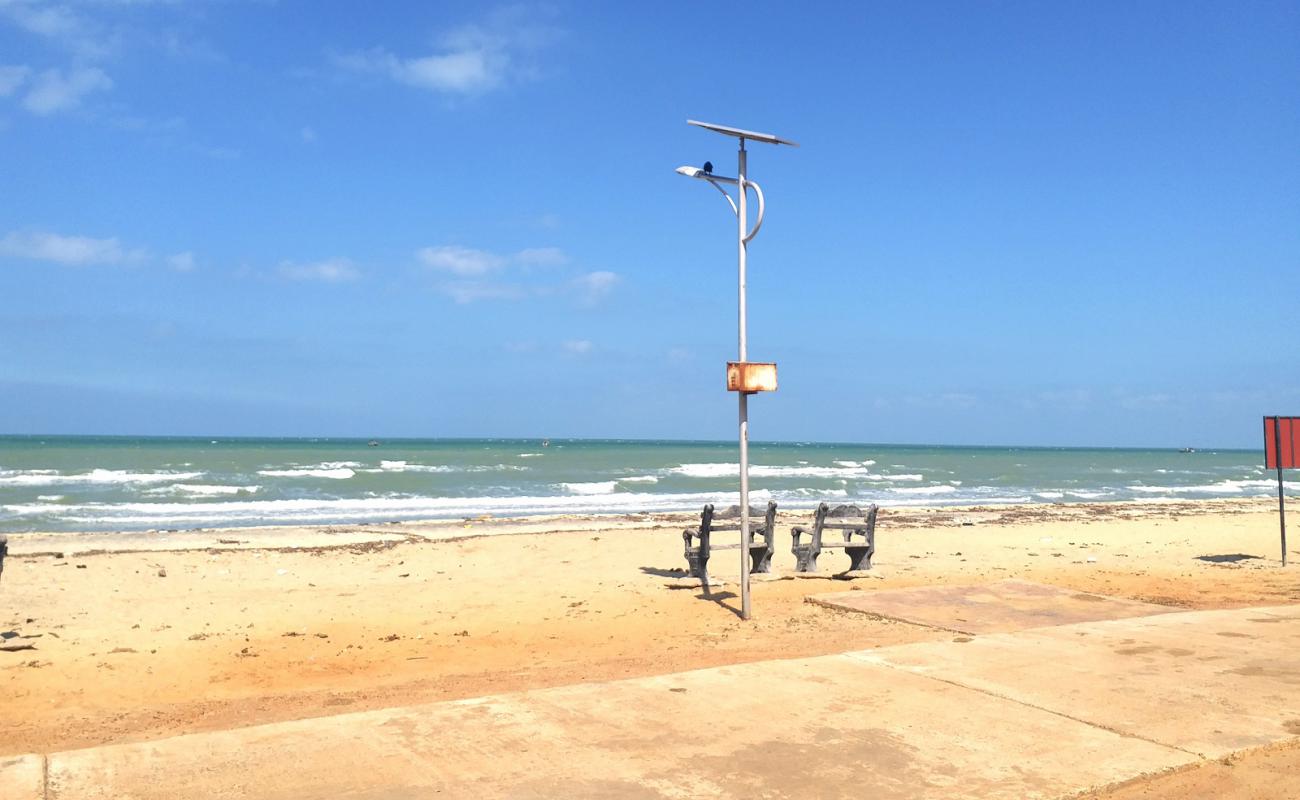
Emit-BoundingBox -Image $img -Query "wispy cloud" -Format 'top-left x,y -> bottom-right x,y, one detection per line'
563,339 -> 594,355
572,270 -> 617,306
335,6 -> 563,96
0,64 -> 29,96
277,258 -> 360,283
442,280 -> 525,304
417,245 -> 505,276
0,230 -> 146,265
515,246 -> 567,267
0,1 -> 116,59
418,243 -> 617,305
22,66 -> 112,115
167,251 -> 195,272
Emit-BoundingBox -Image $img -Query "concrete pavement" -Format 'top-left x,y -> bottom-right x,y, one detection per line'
809,579 -> 1180,634
6,604 -> 1299,799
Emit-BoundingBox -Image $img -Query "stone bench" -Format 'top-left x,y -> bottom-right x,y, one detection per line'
682,501 -> 778,581
791,502 -> 879,573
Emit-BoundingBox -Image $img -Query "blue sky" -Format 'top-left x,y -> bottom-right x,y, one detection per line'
1,1 -> 1296,447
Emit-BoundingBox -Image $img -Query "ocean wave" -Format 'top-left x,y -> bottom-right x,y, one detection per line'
833,460 -> 877,468
620,475 -> 659,484
0,491 -> 752,526
258,467 -> 356,480
0,469 -> 204,486
670,463 -> 910,480
561,481 -> 618,495
145,484 -> 260,497
887,485 -> 958,495
518,453 -> 544,458
368,461 -> 454,473
1127,479 -> 1277,495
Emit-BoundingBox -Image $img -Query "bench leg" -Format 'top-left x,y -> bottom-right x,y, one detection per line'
750,543 -> 773,573
845,546 -> 872,571
685,549 -> 709,580
792,545 -> 819,573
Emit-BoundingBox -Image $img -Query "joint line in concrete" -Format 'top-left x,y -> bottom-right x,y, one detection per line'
850,654 -> 1205,760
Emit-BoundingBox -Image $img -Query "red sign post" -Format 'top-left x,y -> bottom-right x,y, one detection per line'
1263,416 -> 1297,566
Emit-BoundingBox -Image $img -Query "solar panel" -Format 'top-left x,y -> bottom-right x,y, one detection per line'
687,120 -> 798,147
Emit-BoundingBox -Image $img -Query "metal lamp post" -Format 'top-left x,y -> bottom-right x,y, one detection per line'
676,120 -> 796,620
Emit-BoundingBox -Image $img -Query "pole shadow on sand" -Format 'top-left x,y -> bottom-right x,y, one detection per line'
639,566 -> 746,619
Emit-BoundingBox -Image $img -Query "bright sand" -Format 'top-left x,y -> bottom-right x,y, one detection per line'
3,497 -> 1298,797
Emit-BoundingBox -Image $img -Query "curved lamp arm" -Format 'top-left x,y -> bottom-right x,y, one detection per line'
743,179 -> 765,243
703,177 -> 765,242
704,177 -> 738,216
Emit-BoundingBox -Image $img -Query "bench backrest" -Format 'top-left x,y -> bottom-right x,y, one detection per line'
699,501 -> 778,540
813,502 -> 878,537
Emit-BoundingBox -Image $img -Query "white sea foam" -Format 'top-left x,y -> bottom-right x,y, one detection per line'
833,460 -> 876,468
620,475 -> 659,484
37,494 -> 65,501
518,453 -> 544,458
258,467 -> 356,480
145,484 -> 259,497
1127,479 -> 1276,495
0,469 -> 203,486
1035,491 -> 1065,500
379,460 -> 407,470
670,463 -> 901,480
888,485 -> 957,495
790,488 -> 849,498
561,481 -> 618,495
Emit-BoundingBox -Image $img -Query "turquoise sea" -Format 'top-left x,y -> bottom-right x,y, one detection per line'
0,436 -> 1284,533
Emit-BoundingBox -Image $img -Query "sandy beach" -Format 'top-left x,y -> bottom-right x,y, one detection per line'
3,497 -> 1298,797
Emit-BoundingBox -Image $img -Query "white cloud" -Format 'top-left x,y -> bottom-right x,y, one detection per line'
22,66 -> 112,115
418,245 -> 504,276
167,251 -> 195,272
572,270 -> 618,305
515,246 -> 567,266
336,7 -> 561,96
277,258 -> 359,283
418,244 -> 613,305
0,64 -> 29,96
563,339 -> 594,355
338,47 -> 502,94
0,230 -> 145,265
0,2 -> 113,59
441,280 -> 524,304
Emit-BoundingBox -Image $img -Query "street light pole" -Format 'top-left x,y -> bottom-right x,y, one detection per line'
676,120 -> 796,621
736,138 -> 751,620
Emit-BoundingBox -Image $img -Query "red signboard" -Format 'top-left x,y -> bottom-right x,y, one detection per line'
1264,416 -> 1299,469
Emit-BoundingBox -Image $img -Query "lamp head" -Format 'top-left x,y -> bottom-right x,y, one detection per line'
675,166 -> 704,178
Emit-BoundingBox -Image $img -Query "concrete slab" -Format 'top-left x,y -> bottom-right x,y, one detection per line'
0,753 -> 45,800
854,606 -> 1300,758
44,652 -> 1191,800
809,579 -> 1178,634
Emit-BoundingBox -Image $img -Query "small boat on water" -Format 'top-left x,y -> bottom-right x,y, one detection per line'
1179,447 -> 1196,454
368,440 -> 380,447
